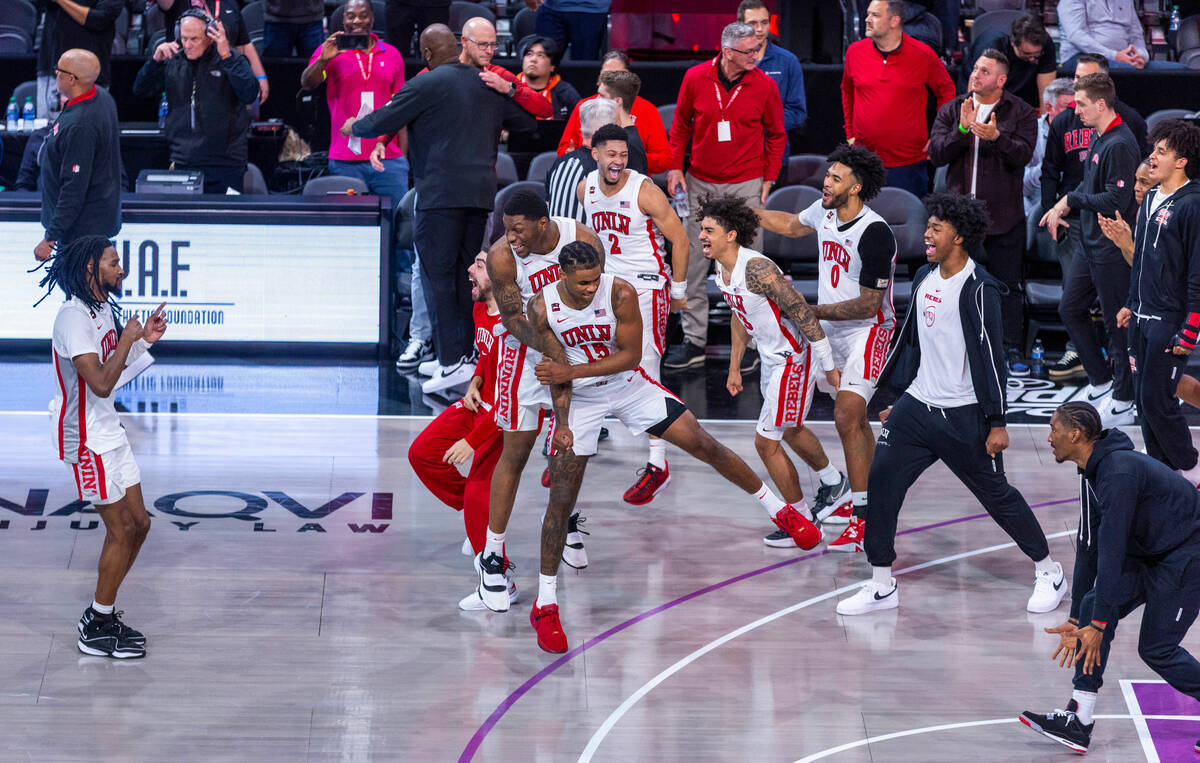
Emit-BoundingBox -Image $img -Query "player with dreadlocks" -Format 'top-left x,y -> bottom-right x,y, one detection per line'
38,235 -> 167,659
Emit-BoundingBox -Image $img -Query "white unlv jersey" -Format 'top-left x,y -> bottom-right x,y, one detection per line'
515,216 -> 578,304
583,169 -> 668,286
797,200 -> 897,329
542,273 -> 624,390
49,297 -> 134,462
716,247 -> 806,365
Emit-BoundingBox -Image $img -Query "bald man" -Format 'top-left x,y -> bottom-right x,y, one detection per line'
460,17 -> 553,120
34,50 -> 122,262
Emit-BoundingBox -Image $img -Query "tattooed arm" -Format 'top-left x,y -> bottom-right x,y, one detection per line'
487,237 -> 545,352
535,279 -> 643,385
529,289 -> 575,452
744,257 -> 841,388
812,285 -> 885,321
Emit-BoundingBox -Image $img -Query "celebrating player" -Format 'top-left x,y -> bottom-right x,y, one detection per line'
580,123 -> 690,505
755,144 -> 896,551
37,236 -> 167,659
698,195 -> 841,542
512,240 -> 821,653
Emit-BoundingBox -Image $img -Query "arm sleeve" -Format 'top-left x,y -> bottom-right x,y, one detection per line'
927,99 -> 970,167
781,56 -> 807,132
624,125 -> 649,175
1067,142 -> 1138,214
44,124 -> 97,242
856,221 -> 896,290
557,100 -> 583,156
53,307 -> 97,360
636,103 -> 673,175
1040,115 -> 1067,212
761,85 -> 786,181
220,53 -> 260,105
84,0 -> 124,30
1090,468 -> 1138,624
131,57 -> 165,98
840,59 -> 855,141
668,73 -> 696,171
353,80 -> 424,138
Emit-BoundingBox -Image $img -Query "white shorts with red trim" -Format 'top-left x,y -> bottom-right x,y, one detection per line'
635,284 -> 669,383
815,321 -> 893,404
757,349 -> 816,441
66,442 -> 140,506
568,368 -> 681,456
494,336 -> 553,432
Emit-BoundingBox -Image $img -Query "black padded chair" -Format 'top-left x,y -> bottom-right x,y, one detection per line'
762,186 -> 821,291
490,180 -> 546,242
968,9 -> 1025,46
781,154 -> 828,189
450,1 -> 495,32
241,1 -> 266,43
242,163 -> 269,195
1147,108 -> 1197,133
9,79 -> 36,109
303,175 -> 371,195
496,152 -> 519,188
0,0 -> 36,40
525,150 -> 559,183
0,31 -> 32,54
869,187 -> 929,320
1177,15 -> 1200,69
510,7 -> 537,55
657,103 -> 675,133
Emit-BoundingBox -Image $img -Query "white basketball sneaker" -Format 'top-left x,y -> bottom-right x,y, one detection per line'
1027,562 -> 1068,613
836,578 -> 899,616
459,573 -> 518,611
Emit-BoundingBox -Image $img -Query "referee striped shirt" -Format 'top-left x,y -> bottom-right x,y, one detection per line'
546,148 -> 595,223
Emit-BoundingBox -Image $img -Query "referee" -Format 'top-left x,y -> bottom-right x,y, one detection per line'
545,97 -> 617,222
837,194 -> 1065,617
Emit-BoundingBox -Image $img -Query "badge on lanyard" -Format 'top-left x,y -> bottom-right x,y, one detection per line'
717,120 -> 732,142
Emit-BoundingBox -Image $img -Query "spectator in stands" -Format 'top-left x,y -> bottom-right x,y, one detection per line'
531,0 -> 611,62
664,21 -> 785,369
842,0 -> 955,198
459,17 -> 553,119
133,14 -> 259,193
263,0 -> 324,59
1070,53 -> 1148,150
545,98 -> 620,221
1058,0 -> 1184,70
592,70 -> 648,173
738,0 -> 806,183
35,0 -> 123,120
156,0 -> 270,103
386,0 -> 449,58
34,49 -> 121,262
965,13 -> 1056,113
930,48 -> 1037,375
301,0 -> 409,204
515,35 -> 581,121
556,51 -> 672,174
344,23 -> 538,392
1025,77 -> 1075,216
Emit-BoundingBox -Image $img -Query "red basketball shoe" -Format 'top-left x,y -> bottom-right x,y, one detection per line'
771,505 -> 823,550
623,463 -> 670,505
828,517 -> 865,553
530,599 -> 568,653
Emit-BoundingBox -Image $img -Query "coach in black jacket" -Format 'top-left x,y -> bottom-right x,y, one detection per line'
1020,406 -> 1200,754
836,194 -> 1063,618
132,13 -> 258,194
34,49 -> 121,262
1042,73 -> 1139,424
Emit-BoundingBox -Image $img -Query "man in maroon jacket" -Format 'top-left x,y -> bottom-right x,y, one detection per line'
841,0 -> 955,198
664,21 -> 786,370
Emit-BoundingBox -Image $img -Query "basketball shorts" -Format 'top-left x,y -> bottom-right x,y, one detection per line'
757,348 -> 817,441
567,368 -> 684,456
66,442 -> 140,506
815,321 -> 893,404
494,336 -> 553,432
635,284 -> 669,383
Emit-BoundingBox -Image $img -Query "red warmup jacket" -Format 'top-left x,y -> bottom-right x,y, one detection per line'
415,63 -> 553,119
841,34 -> 955,168
556,94 -> 673,174
464,302 -> 503,448
668,57 -> 785,185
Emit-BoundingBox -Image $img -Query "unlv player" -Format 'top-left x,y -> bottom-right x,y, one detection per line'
756,144 -> 897,553
579,123 -> 690,505
476,191 -> 604,605
497,240 -> 820,652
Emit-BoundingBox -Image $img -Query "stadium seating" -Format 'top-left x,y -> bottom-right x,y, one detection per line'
525,151 -> 558,183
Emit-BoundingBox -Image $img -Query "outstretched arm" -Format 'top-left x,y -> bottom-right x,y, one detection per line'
745,257 -> 839,384
755,208 -> 814,238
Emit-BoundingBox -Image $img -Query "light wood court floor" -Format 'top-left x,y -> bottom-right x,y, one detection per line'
1,412 -> 1196,761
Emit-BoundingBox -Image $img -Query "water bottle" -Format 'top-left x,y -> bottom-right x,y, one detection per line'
1031,338 -> 1045,379
158,92 -> 168,129
5,98 -> 16,132
21,97 -> 34,132
672,187 -> 690,218
1171,5 -> 1181,31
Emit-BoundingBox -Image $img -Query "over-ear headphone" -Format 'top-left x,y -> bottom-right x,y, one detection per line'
174,8 -> 215,42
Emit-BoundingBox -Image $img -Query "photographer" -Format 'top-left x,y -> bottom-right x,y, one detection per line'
132,12 -> 259,194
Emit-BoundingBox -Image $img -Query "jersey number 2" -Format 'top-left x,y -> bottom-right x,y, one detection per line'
607,234 -> 622,255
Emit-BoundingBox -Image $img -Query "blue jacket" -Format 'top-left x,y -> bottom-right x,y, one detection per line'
758,42 -> 807,134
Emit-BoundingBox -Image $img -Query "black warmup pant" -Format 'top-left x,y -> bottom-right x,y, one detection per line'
414,206 -> 487,365
1073,542 -> 1200,696
1131,313 -> 1198,471
975,223 -> 1025,351
1059,256 -> 1133,400
385,2 -> 450,57
865,393 -> 1051,568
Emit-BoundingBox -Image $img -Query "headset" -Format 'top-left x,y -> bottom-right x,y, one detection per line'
174,7 -> 215,42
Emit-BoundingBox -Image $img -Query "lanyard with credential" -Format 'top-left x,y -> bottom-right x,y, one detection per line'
712,74 -> 742,143
354,47 -> 375,83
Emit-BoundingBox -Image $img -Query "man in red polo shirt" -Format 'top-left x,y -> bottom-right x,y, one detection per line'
842,0 -> 955,199
663,21 -> 785,370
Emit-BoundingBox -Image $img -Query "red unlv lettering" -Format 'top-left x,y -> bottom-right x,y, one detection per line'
590,211 -> 631,236
821,241 -> 851,270
99,329 -> 118,362
560,324 -> 612,346
529,265 -> 561,293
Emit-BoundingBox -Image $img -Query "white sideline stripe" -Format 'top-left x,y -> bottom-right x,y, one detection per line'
1122,679 -> 1162,763
576,530 -> 1075,762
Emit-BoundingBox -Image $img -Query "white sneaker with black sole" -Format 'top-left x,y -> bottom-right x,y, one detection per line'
459,573 -> 518,611
422,356 -> 476,394
1026,562 -> 1068,613
396,337 -> 434,372
1082,382 -> 1113,410
836,578 -> 899,616
474,552 -> 513,612
562,512 -> 589,569
1097,396 -> 1136,428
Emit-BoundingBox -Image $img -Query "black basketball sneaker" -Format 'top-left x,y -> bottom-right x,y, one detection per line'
77,607 -> 146,659
1019,699 -> 1093,753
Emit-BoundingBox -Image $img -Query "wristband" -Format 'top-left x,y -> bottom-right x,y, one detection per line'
1177,312 -> 1200,351
1087,622 -> 1106,632
669,280 -> 687,300
810,337 -> 835,372
957,123 -> 969,134
256,75 -> 268,81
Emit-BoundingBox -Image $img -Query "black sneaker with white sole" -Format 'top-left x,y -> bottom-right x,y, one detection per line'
739,348 -> 761,374
1047,349 -> 1086,383
78,606 -> 145,645
395,337 -> 434,372
1018,699 -> 1093,753
663,342 -> 705,369
77,609 -> 145,659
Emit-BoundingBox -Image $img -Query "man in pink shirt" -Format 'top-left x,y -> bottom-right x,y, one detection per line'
301,0 -> 409,203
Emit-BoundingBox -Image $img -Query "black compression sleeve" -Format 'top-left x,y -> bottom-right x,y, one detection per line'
856,220 -> 896,290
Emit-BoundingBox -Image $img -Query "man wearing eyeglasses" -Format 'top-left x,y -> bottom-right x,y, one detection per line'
459,17 -> 552,120
34,50 -> 121,263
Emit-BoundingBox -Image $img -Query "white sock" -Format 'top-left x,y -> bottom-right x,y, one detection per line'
484,530 -> 505,559
871,565 -> 893,589
816,463 -> 840,486
754,483 -> 787,517
1035,555 -> 1058,576
538,573 -> 558,606
793,498 -> 813,521
648,438 -> 667,470
91,600 -> 113,615
1183,460 -> 1200,487
1071,690 -> 1097,725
